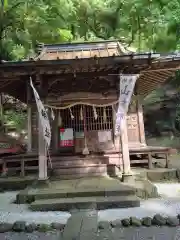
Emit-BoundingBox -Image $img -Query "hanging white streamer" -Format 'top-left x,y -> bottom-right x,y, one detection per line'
103,107 -> 107,122
69,108 -> 74,119
30,78 -> 51,147
93,106 -> 98,120
80,106 -> 83,120
115,74 -> 139,136
51,108 -> 55,120
115,106 -> 124,136
58,111 -> 62,126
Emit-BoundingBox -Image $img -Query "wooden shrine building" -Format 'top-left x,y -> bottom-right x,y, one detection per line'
0,40 -> 180,180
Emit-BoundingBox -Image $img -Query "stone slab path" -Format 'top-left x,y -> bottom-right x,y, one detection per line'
62,209 -> 98,240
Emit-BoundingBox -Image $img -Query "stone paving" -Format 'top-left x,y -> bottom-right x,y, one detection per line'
62,209 -> 98,240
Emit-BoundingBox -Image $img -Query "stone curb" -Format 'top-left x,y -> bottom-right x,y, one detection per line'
0,222 -> 65,233
98,214 -> 180,229
0,214 -> 180,233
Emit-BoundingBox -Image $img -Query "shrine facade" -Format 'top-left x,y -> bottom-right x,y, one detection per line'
0,40 -> 180,180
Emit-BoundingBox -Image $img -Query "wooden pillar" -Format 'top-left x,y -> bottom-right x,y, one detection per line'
137,100 -> 146,146
27,106 -> 32,152
31,105 -> 38,151
112,105 -> 119,150
0,93 -> 5,133
38,119 -> 48,180
135,81 -> 146,146
113,103 -> 131,175
120,115 -> 131,175
27,83 -> 32,152
52,110 -> 58,152
37,75 -> 48,180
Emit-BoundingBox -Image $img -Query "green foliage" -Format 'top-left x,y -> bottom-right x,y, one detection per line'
1,0 -> 180,132
1,0 -> 180,61
4,110 -> 26,132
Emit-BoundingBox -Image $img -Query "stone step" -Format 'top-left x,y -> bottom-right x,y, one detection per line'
30,195 -> 140,211
29,186 -> 135,201
52,172 -> 107,180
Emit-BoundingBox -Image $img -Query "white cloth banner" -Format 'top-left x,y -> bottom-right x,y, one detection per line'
115,74 -> 139,136
30,78 -> 51,147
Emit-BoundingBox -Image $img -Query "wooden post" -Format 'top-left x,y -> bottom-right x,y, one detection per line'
0,93 -> 4,133
38,119 -> 48,180
112,105 -> 123,171
20,158 -> 25,177
52,110 -> 58,152
137,99 -> 146,146
37,76 -> 48,180
120,115 -> 131,175
27,82 -> 32,152
27,107 -> 32,152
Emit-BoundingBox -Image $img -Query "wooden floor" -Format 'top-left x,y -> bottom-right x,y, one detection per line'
0,145 -> 171,158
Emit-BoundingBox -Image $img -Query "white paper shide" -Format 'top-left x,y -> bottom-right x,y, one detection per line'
115,74 -> 139,135
30,78 -> 51,147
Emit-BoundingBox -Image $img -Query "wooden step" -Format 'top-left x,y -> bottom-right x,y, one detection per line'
52,159 -> 105,166
30,195 -> 140,211
52,159 -> 103,167
52,157 -> 109,165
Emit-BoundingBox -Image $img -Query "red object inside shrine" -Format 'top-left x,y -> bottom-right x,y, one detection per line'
59,128 -> 74,147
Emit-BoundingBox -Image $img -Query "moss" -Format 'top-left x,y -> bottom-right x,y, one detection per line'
121,218 -> 130,227
142,217 -> 152,226
130,217 -> 142,226
37,223 -> 53,232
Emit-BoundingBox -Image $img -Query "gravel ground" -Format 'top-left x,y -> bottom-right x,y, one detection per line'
1,183 -> 180,224
98,226 -> 180,240
0,183 -> 180,224
0,191 -> 70,224
0,232 -> 63,240
0,183 -> 180,239
0,227 -> 179,240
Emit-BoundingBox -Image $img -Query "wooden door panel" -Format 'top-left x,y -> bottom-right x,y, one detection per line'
127,113 -> 140,143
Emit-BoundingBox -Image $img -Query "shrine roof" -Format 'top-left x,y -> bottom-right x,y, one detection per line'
0,40 -> 180,102
35,40 -> 129,60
